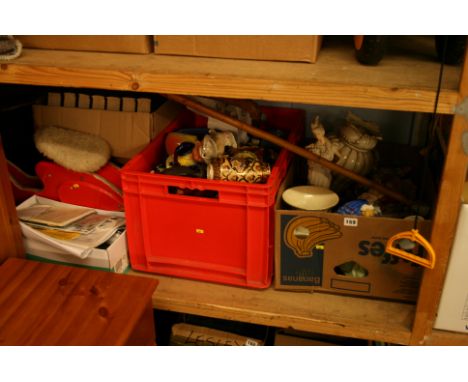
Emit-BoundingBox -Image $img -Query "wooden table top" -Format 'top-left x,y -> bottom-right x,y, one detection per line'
0,258 -> 158,345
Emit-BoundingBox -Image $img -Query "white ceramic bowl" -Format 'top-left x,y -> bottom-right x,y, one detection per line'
282,185 -> 339,211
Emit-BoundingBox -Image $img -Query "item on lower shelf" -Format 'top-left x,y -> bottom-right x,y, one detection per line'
328,112 -> 382,193
35,125 -> 111,173
274,328 -> 368,346
170,323 -> 264,346
6,159 -> 43,204
275,165 -> 432,302
33,117 -> 124,211
385,228 -> 436,269
122,106 -> 304,289
282,185 -> 339,211
25,232 -> 129,274
206,155 -> 271,183
18,195 -> 129,273
305,116 -> 337,189
33,94 -> 177,162
35,161 -> 124,211
166,94 -> 410,206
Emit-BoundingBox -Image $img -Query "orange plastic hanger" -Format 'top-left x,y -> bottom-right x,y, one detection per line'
385,228 -> 436,269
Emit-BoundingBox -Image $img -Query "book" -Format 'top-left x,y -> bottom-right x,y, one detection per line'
17,198 -> 126,259
23,214 -> 126,252
26,213 -> 112,234
17,203 -> 94,227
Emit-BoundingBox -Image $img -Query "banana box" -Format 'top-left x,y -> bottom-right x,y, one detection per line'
274,166 -> 431,302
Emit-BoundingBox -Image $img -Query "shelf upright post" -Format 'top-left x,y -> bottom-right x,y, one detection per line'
410,41 -> 468,345
0,136 -> 24,262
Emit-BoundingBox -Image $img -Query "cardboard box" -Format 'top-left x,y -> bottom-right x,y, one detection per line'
274,332 -> 336,346
169,323 -> 263,346
274,328 -> 371,345
275,167 -> 431,302
18,35 -> 153,54
434,182 -> 468,333
154,35 -> 322,63
18,195 -> 129,273
33,98 -> 184,161
25,234 -> 129,274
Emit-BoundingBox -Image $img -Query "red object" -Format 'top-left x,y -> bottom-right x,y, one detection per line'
35,161 -> 124,211
122,107 -> 304,288
6,160 -> 43,204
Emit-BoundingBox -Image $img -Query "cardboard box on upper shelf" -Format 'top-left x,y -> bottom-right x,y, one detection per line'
154,35 -> 322,63
17,35 -> 153,54
434,182 -> 468,333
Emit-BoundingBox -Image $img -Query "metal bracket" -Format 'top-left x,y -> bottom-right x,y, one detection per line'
454,97 -> 468,119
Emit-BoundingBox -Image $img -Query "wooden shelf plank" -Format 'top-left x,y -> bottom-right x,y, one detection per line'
425,329 -> 468,345
0,140 -> 23,262
129,271 -> 414,345
0,258 -> 158,345
1,36 -> 465,345
0,37 -> 461,114
409,44 -> 468,345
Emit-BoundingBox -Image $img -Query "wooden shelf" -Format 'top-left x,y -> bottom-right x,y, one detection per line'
132,270 -> 468,345
0,37 -> 461,114
0,258 -> 158,345
129,271 -> 414,345
1,36 -> 467,345
425,329 -> 468,345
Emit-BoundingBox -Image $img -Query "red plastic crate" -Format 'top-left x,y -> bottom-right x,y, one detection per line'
122,106 -> 304,288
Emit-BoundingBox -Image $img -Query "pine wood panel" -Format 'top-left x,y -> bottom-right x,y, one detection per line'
425,329 -> 468,345
0,258 -> 158,345
410,51 -> 468,345
0,37 -> 460,114
0,36 -> 466,345
129,272 -> 414,345
0,139 -> 24,262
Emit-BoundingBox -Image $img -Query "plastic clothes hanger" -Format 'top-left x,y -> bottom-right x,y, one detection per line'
385,228 -> 436,269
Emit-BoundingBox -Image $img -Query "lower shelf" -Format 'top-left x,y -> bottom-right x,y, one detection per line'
425,329 -> 468,345
129,270 -> 414,345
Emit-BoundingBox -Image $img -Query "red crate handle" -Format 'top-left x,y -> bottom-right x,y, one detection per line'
167,185 -> 219,200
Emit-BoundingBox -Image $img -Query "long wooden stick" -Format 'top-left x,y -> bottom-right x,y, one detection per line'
165,94 -> 411,205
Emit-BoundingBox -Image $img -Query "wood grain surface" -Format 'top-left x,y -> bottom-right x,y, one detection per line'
130,271 -> 414,345
410,51 -> 468,345
0,37 -> 461,113
0,258 -> 158,345
0,139 -> 24,262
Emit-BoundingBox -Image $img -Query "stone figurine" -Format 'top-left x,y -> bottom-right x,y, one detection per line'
305,116 -> 339,188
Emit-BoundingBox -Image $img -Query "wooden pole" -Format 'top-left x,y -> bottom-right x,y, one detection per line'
165,94 -> 411,205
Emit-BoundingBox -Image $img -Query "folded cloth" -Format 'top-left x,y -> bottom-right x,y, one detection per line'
0,35 -> 22,60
